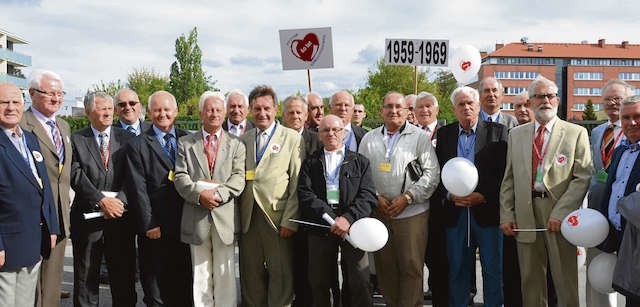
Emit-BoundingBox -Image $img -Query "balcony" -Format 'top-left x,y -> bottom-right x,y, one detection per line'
0,48 -> 31,66
0,72 -> 28,88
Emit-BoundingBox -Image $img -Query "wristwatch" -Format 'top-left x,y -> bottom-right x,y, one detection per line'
404,192 -> 414,204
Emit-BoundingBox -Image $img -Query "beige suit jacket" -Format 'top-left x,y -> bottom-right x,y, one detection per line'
174,130 -> 246,246
239,124 -> 302,233
20,110 -> 72,238
500,119 -> 593,243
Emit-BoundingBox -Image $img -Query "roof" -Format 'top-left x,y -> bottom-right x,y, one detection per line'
488,41 -> 640,59
0,28 -> 29,44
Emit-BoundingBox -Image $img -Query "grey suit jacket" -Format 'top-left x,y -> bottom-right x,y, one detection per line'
174,130 -> 246,246
20,109 -> 73,239
587,122 -> 625,210
497,112 -> 518,130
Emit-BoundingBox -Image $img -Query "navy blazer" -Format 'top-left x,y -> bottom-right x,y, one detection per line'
598,145 -> 640,253
0,129 -> 59,271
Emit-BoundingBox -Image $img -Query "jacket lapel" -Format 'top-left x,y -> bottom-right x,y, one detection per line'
190,132 -> 211,178
245,128 -> 258,171
256,124 -> 281,172
212,131 -> 230,179
520,123 -> 534,182
0,132 -> 41,189
543,121 -> 565,175
84,129 -> 106,171
474,121 -> 487,156
23,110 -> 58,157
144,129 -> 173,170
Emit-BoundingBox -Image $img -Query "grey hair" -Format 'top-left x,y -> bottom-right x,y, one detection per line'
198,91 -> 226,112
602,79 -> 635,97
329,90 -> 354,106
527,75 -> 558,98
620,95 -> 640,111
283,95 -> 308,112
225,89 -> 248,108
29,69 -> 63,90
415,91 -> 438,108
383,91 -> 405,105
478,77 -> 504,94
450,86 -> 479,105
84,91 -> 113,111
147,90 -> 178,111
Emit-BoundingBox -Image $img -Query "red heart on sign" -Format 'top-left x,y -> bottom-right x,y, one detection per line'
290,33 -> 320,62
567,215 -> 579,226
460,61 -> 472,71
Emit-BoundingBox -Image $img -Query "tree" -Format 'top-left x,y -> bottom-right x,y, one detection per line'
583,99 -> 597,120
168,27 -> 216,115
90,80 -> 124,96
432,70 -> 457,124
127,67 -> 169,107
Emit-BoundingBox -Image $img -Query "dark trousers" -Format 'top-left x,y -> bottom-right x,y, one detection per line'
72,218 -> 137,307
292,230 -> 313,307
138,235 -> 193,307
425,208 -> 448,307
308,234 -> 372,307
503,235 -> 522,307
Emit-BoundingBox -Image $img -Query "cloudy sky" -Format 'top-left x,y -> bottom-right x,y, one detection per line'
2,0 -> 639,101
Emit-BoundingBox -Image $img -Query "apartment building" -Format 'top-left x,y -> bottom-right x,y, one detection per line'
0,28 -> 32,89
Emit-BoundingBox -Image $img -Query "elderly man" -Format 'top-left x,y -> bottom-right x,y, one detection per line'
239,85 -> 303,307
283,95 -> 321,157
222,90 -> 254,137
405,94 -> 417,125
434,86 -> 508,307
587,79 -> 634,307
115,88 -> 150,136
306,92 -> 324,132
126,91 -> 192,306
414,92 -> 440,143
330,90 -> 367,152
174,91 -> 246,307
20,70 -> 72,305
500,76 -> 593,307
0,82 -> 59,307
298,114 -> 377,307
70,92 -> 137,306
478,77 -> 518,129
352,103 -> 369,130
513,91 -> 532,125
359,92 -> 440,307
597,95 -> 640,306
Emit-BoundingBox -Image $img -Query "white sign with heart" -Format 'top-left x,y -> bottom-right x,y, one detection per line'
279,27 -> 334,70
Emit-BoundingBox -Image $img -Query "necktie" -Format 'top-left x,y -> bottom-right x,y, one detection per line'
99,132 -> 109,167
258,131 -> 268,153
623,141 -> 640,153
163,133 -> 176,163
46,120 -> 64,162
601,124 -> 615,169
532,124 -> 546,186
126,125 -> 136,135
487,116 -> 493,122
206,134 -> 218,172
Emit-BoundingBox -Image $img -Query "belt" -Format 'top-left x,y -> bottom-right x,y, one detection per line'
531,190 -> 549,199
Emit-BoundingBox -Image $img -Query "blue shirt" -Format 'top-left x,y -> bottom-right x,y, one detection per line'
457,121 -> 478,162
152,125 -> 176,148
608,141 -> 640,230
480,109 -> 501,123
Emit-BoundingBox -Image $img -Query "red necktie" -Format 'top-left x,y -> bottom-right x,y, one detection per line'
601,124 -> 615,170
532,124 -> 546,186
206,134 -> 218,173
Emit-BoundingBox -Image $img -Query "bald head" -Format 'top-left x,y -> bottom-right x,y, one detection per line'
318,115 -> 346,151
0,83 -> 24,129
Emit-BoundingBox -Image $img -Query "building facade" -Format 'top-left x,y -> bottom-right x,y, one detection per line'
479,39 -> 640,120
0,28 -> 31,89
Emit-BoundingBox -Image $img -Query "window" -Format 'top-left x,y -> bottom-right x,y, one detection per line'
573,88 -> 601,96
570,58 -> 639,66
494,71 -> 539,80
619,73 -> 640,81
636,88 -> 640,95
574,72 -> 603,80
501,103 -> 513,110
504,87 -> 527,95
572,103 -> 586,111
497,57 -> 555,65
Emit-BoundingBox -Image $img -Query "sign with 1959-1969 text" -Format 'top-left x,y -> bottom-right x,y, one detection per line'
384,39 -> 449,67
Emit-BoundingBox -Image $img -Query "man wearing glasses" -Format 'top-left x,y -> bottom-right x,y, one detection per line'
115,88 -> 151,136
20,70 -> 73,306
500,76 -> 593,306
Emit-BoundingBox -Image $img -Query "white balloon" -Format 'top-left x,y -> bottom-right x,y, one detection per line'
561,208 -> 609,248
350,218 -> 389,252
577,246 -> 586,268
449,45 -> 481,84
441,157 -> 479,197
587,253 -> 617,294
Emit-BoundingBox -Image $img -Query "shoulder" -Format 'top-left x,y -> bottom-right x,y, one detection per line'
113,126 -> 133,141
558,120 -> 588,135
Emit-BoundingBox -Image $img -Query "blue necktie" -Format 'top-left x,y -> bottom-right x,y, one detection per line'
164,134 -> 176,163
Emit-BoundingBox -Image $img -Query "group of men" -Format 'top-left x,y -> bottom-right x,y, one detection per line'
0,68 -> 639,307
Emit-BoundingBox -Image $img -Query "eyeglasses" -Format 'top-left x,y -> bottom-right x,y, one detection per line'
320,127 -> 344,134
603,96 -> 624,104
34,89 -> 66,98
117,101 -> 139,108
532,93 -> 557,100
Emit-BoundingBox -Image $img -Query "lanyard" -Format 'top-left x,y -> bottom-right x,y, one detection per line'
429,125 -> 437,140
383,128 -> 401,161
344,129 -> 354,150
600,129 -> 624,168
533,129 -> 550,168
256,125 -> 277,164
18,133 -> 31,166
324,152 -> 344,185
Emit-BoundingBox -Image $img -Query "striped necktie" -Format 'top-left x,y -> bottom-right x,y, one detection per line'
601,124 -> 615,169
46,120 -> 64,162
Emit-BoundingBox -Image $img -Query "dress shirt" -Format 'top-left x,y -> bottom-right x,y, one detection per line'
324,146 -> 346,186
608,140 -> 640,230
457,121 -> 478,162
202,127 -> 222,144
120,120 -> 142,136
605,119 -> 626,149
31,107 -> 59,144
2,125 -> 38,179
228,119 -> 247,137
480,109 -> 502,122
533,116 -> 558,171
91,125 -> 112,147
343,123 -> 357,152
152,125 -> 176,148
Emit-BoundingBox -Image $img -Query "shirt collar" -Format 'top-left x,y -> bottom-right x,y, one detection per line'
324,145 -> 346,155
382,121 -> 408,136
481,109 -> 501,121
426,121 -> 438,132
91,125 -> 111,138
534,116 -> 557,133
121,119 -> 141,130
31,107 -> 56,124
228,118 -> 246,128
152,125 -> 176,139
458,120 -> 478,135
1,125 -> 23,138
202,127 -> 222,141
258,121 -> 277,135
607,119 -> 622,128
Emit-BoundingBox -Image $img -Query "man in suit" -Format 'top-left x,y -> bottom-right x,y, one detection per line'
115,88 -> 151,136
19,70 -> 72,305
306,92 -> 324,132
0,82 -> 59,307
434,86 -> 508,307
174,91 -> 246,307
513,91 -> 533,125
298,115 -> 378,307
587,79 -> 633,307
222,90 -> 254,137
239,85 -> 303,307
126,90 -> 192,306
329,90 -> 367,152
597,95 -> 640,306
70,92 -> 137,306
500,76 -> 593,307
359,92 -> 440,307
478,77 -> 518,129
282,94 -> 321,306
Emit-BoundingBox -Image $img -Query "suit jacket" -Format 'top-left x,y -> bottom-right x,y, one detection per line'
222,119 -> 254,135
125,127 -> 189,239
174,130 -> 246,245
352,124 -> 367,148
70,126 -> 133,238
302,128 -> 321,159
496,112 -> 518,130
435,120 -> 508,227
0,130 -> 59,271
500,119 -> 593,243
20,110 -> 72,240
597,145 -> 640,253
587,122 -> 625,210
239,124 -> 303,233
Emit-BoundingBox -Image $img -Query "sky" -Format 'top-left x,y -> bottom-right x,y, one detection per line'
2,0 -> 639,102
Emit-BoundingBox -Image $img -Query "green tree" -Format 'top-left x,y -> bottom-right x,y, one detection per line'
583,99 -> 597,120
168,27 -> 216,115
127,67 -> 169,107
432,70 -> 457,124
90,79 -> 124,96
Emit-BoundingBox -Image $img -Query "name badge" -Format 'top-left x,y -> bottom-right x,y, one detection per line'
378,162 -> 392,173
246,170 -> 255,181
327,184 -> 339,205
596,170 -> 608,183
167,170 -> 175,182
534,165 -> 544,192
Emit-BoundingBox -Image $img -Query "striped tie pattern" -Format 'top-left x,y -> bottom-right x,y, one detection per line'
601,124 -> 615,170
46,120 -> 64,162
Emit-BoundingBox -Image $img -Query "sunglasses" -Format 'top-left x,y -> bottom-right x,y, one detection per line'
117,101 -> 139,108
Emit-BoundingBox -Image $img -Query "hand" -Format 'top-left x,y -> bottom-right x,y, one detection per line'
199,189 -> 221,210
0,250 -> 4,267
500,222 -> 518,237
547,218 -> 561,232
330,216 -> 351,238
279,226 -> 295,238
451,192 -> 485,207
99,197 -> 125,219
376,195 -> 392,218
388,195 -> 409,217
50,235 -> 57,249
146,227 -> 161,239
